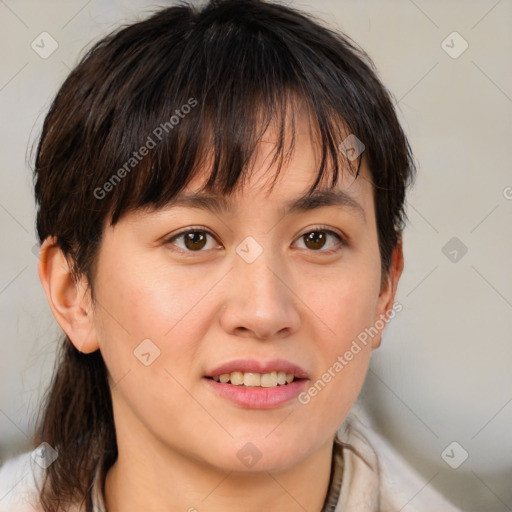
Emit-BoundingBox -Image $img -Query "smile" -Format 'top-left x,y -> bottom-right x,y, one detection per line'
210,371 -> 296,387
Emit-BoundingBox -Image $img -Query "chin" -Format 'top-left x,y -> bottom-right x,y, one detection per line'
200,435 -> 317,474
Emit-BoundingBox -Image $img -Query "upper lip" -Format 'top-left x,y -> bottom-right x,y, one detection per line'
206,359 -> 309,379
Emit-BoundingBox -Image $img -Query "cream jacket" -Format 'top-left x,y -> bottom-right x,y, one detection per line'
0,412 -> 462,511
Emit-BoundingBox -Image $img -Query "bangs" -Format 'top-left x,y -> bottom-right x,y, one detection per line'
81,2 -> 367,226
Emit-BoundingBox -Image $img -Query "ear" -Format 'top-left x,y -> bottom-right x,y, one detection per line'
371,236 -> 404,349
38,236 -> 99,354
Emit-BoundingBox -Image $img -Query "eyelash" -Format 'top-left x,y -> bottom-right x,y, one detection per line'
164,225 -> 346,257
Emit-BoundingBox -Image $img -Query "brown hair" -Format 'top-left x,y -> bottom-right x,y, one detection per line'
32,0 -> 415,510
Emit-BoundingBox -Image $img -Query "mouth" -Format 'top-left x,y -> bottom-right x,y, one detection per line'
207,371 -> 300,388
203,359 -> 309,408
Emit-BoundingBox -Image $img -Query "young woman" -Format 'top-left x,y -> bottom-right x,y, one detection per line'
0,0 -> 461,510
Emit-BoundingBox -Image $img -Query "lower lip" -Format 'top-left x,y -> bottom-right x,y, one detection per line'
203,378 -> 308,409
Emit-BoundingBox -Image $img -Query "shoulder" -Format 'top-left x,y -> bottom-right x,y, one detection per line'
0,450 -> 43,512
338,408 -> 462,512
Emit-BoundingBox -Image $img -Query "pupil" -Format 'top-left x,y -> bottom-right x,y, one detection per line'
185,232 -> 206,250
305,232 -> 325,250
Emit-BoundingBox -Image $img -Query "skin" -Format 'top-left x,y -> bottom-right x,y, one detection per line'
38,117 -> 403,512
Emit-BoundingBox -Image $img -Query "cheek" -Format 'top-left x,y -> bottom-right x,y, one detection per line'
94,250 -> 213,345
307,264 -> 381,350
296,264 -> 380,422
91,249 -> 235,407
91,258 -> 219,439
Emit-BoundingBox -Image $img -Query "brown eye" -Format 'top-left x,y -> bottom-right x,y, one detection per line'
303,231 -> 328,250
183,231 -> 208,251
295,228 -> 344,253
166,228 -> 220,254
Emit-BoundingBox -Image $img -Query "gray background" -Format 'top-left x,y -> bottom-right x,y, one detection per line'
0,1 -> 511,510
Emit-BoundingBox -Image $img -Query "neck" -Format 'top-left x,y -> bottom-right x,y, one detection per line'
104,435 -> 335,512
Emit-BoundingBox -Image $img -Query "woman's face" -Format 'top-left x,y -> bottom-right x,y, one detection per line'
85,121 -> 401,473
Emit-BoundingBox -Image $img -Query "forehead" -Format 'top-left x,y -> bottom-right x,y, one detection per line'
131,111 -> 373,225
173,116 -> 369,215
146,156 -> 372,231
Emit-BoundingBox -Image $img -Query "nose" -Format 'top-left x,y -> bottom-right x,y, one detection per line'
219,250 -> 301,341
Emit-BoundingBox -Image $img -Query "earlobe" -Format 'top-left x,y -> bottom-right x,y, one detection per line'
38,237 -> 99,354
371,236 -> 404,349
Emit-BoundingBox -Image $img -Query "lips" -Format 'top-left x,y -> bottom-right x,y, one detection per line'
203,359 -> 308,409
203,359 -> 310,408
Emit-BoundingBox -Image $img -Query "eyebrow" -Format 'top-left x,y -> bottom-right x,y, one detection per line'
166,188 -> 366,222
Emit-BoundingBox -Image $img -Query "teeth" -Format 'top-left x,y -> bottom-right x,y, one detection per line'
260,371 -> 277,388
277,371 -> 287,385
244,372 -> 261,387
230,371 -> 244,386
212,371 -> 296,387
